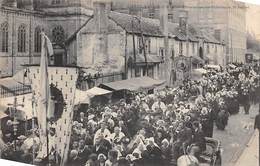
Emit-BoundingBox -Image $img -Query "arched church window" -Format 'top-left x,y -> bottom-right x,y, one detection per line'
52,25 -> 65,44
0,22 -> 8,52
34,26 -> 42,52
18,24 -> 26,53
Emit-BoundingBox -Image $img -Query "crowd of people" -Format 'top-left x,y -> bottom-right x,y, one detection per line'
0,64 -> 260,166
65,65 -> 260,166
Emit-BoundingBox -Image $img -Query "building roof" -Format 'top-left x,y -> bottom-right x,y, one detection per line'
65,10 -> 222,45
99,76 -> 165,91
109,11 -> 164,37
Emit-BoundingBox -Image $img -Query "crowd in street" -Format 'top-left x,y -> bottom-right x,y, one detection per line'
0,64 -> 260,166
64,65 -> 260,166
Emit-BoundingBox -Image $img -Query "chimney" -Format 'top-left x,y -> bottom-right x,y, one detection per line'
93,0 -> 110,62
159,4 -> 168,36
23,0 -> 34,10
93,1 -> 109,33
179,10 -> 188,35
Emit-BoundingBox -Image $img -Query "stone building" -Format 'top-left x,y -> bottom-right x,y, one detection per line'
66,1 -> 224,86
184,0 -> 247,64
0,0 -> 224,86
111,0 -> 246,65
0,0 -> 93,77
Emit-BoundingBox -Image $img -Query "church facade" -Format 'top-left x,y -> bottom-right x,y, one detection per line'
0,0 -> 93,77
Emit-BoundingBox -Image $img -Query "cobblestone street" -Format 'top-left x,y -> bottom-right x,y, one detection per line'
213,104 -> 259,166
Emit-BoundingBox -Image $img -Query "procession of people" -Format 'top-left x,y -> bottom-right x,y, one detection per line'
0,63 -> 260,166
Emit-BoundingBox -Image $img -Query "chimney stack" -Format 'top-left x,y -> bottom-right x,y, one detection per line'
23,0 -> 34,10
179,10 -> 188,35
93,0 -> 110,62
93,1 -> 109,33
159,3 -> 168,37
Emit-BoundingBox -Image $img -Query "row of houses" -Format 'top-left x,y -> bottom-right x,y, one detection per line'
65,1 -> 225,87
0,0 -> 225,91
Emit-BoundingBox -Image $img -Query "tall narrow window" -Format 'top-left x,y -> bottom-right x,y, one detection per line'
207,44 -> 210,54
18,24 -> 26,53
1,22 -> 8,52
192,43 -> 195,54
160,47 -> 165,61
179,42 -> 183,55
52,0 -> 61,4
34,26 -> 42,52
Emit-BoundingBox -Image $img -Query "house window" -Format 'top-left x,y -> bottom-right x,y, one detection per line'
52,0 -> 61,4
135,67 -> 141,77
0,22 -> 8,52
138,37 -> 143,54
192,43 -> 195,54
207,44 -> 210,54
148,66 -> 154,78
148,12 -> 155,19
18,24 -> 26,53
186,42 -> 189,55
214,29 -> 221,41
168,13 -> 174,21
52,25 -> 65,44
160,47 -> 165,61
215,45 -> 217,53
179,42 -> 183,55
146,39 -> 151,54
171,49 -> 175,60
34,26 -> 42,52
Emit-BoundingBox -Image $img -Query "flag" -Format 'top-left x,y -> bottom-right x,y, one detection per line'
37,32 -> 53,158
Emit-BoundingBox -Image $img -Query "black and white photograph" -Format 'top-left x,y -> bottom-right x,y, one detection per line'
0,0 -> 259,165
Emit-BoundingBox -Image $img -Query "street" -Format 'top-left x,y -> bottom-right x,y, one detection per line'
213,104 -> 259,166
234,130 -> 258,166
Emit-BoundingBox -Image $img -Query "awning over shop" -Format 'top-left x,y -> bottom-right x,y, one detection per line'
205,65 -> 221,71
75,87 -> 112,104
191,68 -> 207,80
99,77 -> 165,91
0,94 -> 34,120
191,56 -> 205,64
0,111 -> 8,119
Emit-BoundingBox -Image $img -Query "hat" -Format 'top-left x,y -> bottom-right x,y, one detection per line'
88,114 -> 95,120
184,115 -> 191,122
73,121 -> 79,126
201,107 -> 208,115
98,153 -> 107,160
18,135 -> 27,140
111,112 -> 118,118
121,137 -> 130,144
162,138 -> 169,145
70,150 -> 78,158
102,112 -> 111,118
7,120 -> 12,125
156,120 -> 165,126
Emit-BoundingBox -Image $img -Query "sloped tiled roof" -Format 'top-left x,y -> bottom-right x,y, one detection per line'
65,10 -> 222,45
109,11 -> 163,37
